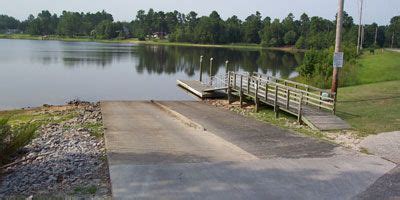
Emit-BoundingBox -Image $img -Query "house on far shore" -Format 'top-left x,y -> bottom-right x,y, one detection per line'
152,32 -> 168,39
3,29 -> 22,34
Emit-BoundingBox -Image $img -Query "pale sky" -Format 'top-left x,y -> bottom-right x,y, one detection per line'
0,0 -> 399,25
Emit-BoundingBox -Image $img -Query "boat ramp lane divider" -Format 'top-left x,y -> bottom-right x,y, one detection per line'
151,100 -> 207,131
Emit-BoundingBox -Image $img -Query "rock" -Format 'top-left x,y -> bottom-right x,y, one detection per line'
0,102 -> 110,198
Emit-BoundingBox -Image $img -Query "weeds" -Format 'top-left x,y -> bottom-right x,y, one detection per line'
0,118 -> 39,164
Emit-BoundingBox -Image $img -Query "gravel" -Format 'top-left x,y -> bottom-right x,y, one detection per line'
0,101 -> 111,199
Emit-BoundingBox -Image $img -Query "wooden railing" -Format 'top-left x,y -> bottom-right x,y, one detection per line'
227,71 -> 337,118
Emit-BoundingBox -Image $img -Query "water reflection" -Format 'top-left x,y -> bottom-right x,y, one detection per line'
0,39 -> 302,109
135,45 -> 302,78
27,42 -> 302,78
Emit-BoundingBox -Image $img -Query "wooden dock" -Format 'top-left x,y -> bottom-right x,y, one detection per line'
227,72 -> 351,131
178,72 -> 350,131
177,79 -> 227,98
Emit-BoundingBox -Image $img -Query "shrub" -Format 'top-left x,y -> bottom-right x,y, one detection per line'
295,36 -> 306,49
296,43 -> 358,88
0,118 -> 38,164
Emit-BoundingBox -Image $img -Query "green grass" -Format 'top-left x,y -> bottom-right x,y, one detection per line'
228,103 -> 326,140
354,50 -> 400,84
0,109 -> 77,127
73,185 -> 98,195
81,122 -> 104,138
336,80 -> 400,136
0,108 -> 77,164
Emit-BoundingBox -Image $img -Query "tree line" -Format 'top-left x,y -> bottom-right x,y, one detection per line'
0,9 -> 399,48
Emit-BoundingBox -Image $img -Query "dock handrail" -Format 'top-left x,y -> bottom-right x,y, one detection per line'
252,72 -> 333,95
202,73 -> 229,90
228,71 -> 337,115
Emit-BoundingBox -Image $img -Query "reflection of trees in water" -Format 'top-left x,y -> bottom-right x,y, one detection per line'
31,43 -> 302,76
31,44 -> 138,68
135,45 -> 302,78
62,50 -> 135,68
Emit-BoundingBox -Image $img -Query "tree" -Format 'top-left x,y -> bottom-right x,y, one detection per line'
299,13 -> 310,37
57,11 -> 83,36
284,30 -> 297,45
226,15 -> 243,43
243,11 -> 262,43
0,15 -> 20,32
386,16 -> 400,47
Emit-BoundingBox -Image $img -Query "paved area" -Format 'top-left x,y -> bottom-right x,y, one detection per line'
386,48 -> 400,53
355,164 -> 400,200
101,101 -> 396,200
159,101 -> 339,159
359,131 -> 400,164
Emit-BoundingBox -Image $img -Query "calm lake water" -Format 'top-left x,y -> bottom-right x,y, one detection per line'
0,39 -> 302,110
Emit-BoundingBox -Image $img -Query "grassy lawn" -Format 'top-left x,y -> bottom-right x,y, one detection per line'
337,80 -> 400,136
354,50 -> 400,84
0,108 -> 76,127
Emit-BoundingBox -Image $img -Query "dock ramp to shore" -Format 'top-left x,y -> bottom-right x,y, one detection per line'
178,71 -> 351,131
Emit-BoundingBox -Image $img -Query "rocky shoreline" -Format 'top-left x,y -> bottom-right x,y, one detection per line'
0,101 -> 111,199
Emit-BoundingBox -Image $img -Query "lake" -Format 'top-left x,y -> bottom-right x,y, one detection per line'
0,39 -> 302,110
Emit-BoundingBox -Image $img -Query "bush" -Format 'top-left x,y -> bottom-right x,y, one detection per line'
295,36 -> 306,49
296,43 -> 358,88
137,34 -> 146,41
0,118 -> 38,164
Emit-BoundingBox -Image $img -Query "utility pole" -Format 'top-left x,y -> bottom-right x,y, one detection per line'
374,26 -> 378,45
361,25 -> 365,49
357,0 -> 363,54
331,0 -> 344,94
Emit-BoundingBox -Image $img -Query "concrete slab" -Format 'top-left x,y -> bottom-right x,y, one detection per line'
110,155 -> 394,200
355,164 -> 400,200
158,101 -> 340,159
101,101 -> 257,165
101,101 -> 396,200
359,131 -> 400,164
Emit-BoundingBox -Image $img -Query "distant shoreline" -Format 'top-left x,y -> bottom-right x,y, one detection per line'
0,34 -> 304,53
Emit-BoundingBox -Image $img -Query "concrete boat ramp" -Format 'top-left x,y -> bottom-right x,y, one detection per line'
101,101 -> 397,200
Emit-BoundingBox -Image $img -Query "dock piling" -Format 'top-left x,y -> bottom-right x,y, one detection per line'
255,80 -> 259,112
199,55 -> 203,82
239,75 -> 243,107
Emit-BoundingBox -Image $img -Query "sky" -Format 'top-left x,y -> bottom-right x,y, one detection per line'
0,0 -> 399,25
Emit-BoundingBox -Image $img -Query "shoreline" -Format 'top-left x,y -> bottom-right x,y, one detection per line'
0,101 -> 111,198
0,34 -> 305,53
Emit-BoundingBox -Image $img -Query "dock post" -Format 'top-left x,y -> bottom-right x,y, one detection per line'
286,89 -> 290,109
247,77 -> 250,94
225,60 -> 229,74
298,94 -> 303,123
255,80 -> 259,112
240,75 -> 243,107
209,58 -> 214,86
274,85 -> 279,118
228,72 -> 233,104
305,86 -> 309,105
199,55 -> 203,82
319,91 -> 322,109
